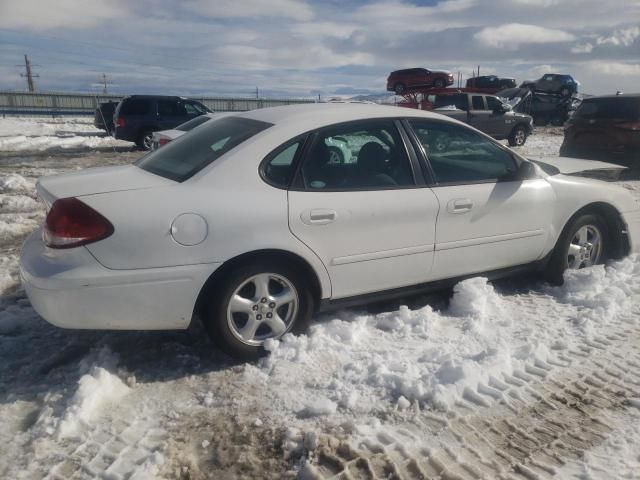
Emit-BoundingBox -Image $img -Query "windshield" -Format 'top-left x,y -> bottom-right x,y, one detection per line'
176,115 -> 212,132
574,98 -> 640,121
136,116 -> 272,182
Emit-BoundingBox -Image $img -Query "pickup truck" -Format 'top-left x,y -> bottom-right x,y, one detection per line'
427,92 -> 534,146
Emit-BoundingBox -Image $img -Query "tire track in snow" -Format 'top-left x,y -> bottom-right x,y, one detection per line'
306,316 -> 640,479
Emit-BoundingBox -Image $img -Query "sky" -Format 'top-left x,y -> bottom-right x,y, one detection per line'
0,0 -> 638,98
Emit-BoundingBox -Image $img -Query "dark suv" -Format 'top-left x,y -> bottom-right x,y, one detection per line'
560,94 -> 640,165
466,75 -> 516,92
113,95 -> 211,150
521,74 -> 579,97
387,68 -> 454,94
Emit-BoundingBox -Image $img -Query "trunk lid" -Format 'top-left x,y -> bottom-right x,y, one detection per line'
37,165 -> 174,206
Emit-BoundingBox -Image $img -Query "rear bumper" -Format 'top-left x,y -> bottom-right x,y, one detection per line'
20,231 -> 218,330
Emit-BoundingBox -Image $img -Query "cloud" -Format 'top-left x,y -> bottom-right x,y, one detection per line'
474,23 -> 575,49
596,26 -> 640,47
183,0 -> 314,21
0,0 -> 125,31
571,43 -> 594,54
291,22 -> 357,39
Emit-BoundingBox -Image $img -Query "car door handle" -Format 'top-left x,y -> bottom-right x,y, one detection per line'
447,199 -> 473,214
301,209 -> 337,225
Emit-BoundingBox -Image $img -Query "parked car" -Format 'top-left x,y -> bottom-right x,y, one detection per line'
520,74 -> 579,97
466,76 -> 517,92
93,101 -> 118,134
20,104 -> 640,360
428,92 -> 533,146
113,95 -> 211,150
151,112 -> 233,150
560,94 -> 640,165
498,88 -> 580,126
387,68 -> 454,94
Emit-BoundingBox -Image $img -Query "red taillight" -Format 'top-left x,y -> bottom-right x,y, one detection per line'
158,138 -> 171,146
116,117 -> 126,128
617,122 -> 640,131
43,198 -> 114,249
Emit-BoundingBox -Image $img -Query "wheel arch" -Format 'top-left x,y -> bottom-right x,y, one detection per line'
193,249 -> 324,320
560,202 -> 629,259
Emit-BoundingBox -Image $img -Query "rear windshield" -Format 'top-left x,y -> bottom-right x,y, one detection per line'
176,115 -> 212,132
136,116 -> 272,182
574,98 -> 640,121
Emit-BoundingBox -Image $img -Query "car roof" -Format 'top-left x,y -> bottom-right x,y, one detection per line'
236,103 -> 449,130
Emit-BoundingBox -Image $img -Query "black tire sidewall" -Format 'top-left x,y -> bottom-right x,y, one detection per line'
394,83 -> 405,94
204,261 -> 314,360
545,213 -> 609,285
138,131 -> 153,150
434,79 -> 445,88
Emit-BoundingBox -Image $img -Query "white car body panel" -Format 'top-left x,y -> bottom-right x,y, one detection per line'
530,156 -> 626,174
19,103 -> 640,331
288,188 -> 439,298
430,178 -> 556,278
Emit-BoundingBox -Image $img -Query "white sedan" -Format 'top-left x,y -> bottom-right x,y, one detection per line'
20,104 -> 640,359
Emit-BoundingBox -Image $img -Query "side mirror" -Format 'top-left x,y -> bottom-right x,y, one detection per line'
494,103 -> 512,114
501,161 -> 536,182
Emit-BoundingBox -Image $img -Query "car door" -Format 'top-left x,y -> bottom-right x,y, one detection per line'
485,95 -> 515,137
157,99 -> 185,129
406,118 -> 556,279
287,119 -> 440,299
467,95 -> 492,132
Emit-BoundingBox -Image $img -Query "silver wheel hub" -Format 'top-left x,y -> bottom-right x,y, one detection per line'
227,273 -> 298,346
567,224 -> 602,269
515,130 -> 525,145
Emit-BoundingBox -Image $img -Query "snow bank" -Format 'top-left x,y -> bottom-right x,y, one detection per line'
0,134 -> 129,152
252,255 -> 640,420
0,116 -> 99,137
0,174 -> 34,194
58,366 -> 130,439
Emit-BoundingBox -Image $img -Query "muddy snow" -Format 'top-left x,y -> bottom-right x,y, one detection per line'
1,117 -> 640,479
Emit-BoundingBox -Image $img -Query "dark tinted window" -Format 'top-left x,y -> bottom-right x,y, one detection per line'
574,98 -> 640,121
176,115 -> 211,132
185,101 -> 208,115
409,119 -> 517,184
301,120 -> 414,190
121,99 -> 150,115
158,100 -> 184,116
137,117 -> 271,182
486,96 -> 502,110
434,94 -> 467,110
471,96 -> 485,110
262,140 -> 303,188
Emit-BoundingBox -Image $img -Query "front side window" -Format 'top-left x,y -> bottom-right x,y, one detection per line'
486,96 -> 502,111
137,117 -> 271,182
300,120 -> 414,190
408,120 -> 517,184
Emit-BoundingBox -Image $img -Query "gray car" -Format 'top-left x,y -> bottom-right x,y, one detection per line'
428,93 -> 534,146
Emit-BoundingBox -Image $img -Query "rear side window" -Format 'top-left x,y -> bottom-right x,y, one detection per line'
471,96 -> 485,110
575,98 -> 640,121
136,117 -> 272,182
262,140 -> 303,188
158,100 -> 184,116
409,119 -> 517,184
121,99 -> 150,115
434,94 -> 467,110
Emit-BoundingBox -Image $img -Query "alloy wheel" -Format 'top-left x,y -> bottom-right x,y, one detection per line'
567,224 -> 603,269
226,273 -> 299,346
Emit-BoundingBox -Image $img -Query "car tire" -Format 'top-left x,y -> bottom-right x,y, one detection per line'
137,131 -> 153,151
560,87 -> 571,97
544,213 -> 609,285
434,79 -> 445,89
508,126 -> 528,146
203,261 -> 314,361
394,83 -> 406,94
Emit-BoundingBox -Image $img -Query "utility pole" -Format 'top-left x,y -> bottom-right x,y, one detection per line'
18,54 -> 39,92
255,86 -> 259,99
101,73 -> 112,95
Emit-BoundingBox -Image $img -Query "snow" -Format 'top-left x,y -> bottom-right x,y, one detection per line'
1,116 -> 640,479
0,116 -> 131,152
